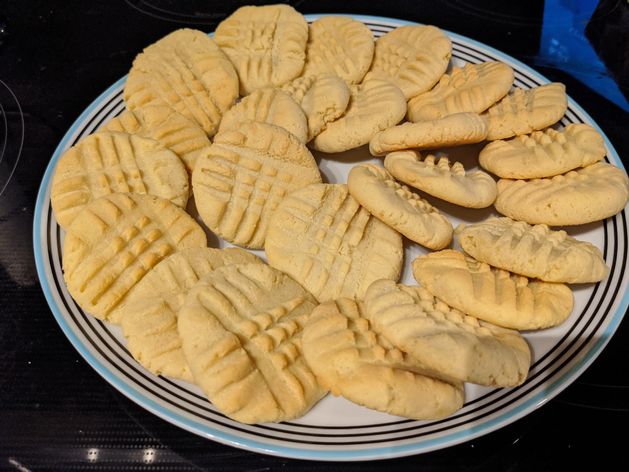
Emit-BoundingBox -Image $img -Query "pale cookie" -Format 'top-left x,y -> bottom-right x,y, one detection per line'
63,193 -> 207,321
218,88 -> 308,142
495,162 -> 629,226
177,263 -> 324,424
384,150 -> 497,208
192,122 -> 321,249
51,132 -> 189,230
124,28 -> 239,137
456,217 -> 609,283
479,124 -> 606,179
312,79 -> 406,153
215,4 -> 308,95
363,279 -> 531,387
109,247 -> 262,381
369,112 -> 489,156
412,250 -> 574,330
347,163 -> 453,249
301,16 -> 374,84
483,83 -> 568,140
366,25 -> 452,99
407,61 -> 514,121
302,298 -> 464,419
282,74 -> 351,140
265,184 -> 403,302
102,105 -> 211,174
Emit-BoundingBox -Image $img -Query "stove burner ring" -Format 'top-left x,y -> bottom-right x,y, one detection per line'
0,79 -> 24,198
124,0 -> 229,24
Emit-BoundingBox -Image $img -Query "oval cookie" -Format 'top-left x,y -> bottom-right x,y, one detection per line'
366,25 -> 452,99
407,61 -> 514,121
413,250 -> 574,330
363,279 -> 531,387
177,263 -> 324,424
384,150 -> 497,208
51,132 -> 189,230
124,28 -> 239,137
302,298 -> 465,419
192,121 -> 322,249
456,217 -> 609,283
495,162 -> 629,226
215,4 -> 308,94
347,163 -> 453,249
479,124 -> 606,179
312,79 -> 406,153
265,183 -> 403,302
301,16 -> 374,84
62,193 -> 207,321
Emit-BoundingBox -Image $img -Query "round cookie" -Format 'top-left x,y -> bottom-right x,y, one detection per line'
302,298 -> 465,419
412,250 -> 574,330
124,28 -> 239,137
407,61 -> 514,122
102,105 -> 211,174
51,131 -> 189,230
265,183 -> 403,303
177,263 -> 325,424
192,121 -> 321,249
109,247 -> 262,381
215,4 -> 308,95
312,79 -> 406,153
456,217 -> 609,283
366,25 -> 452,99
347,163 -> 453,249
363,279 -> 531,387
62,193 -> 207,321
384,151 -> 497,208
301,16 -> 374,84
494,162 -> 629,226
218,88 -> 308,143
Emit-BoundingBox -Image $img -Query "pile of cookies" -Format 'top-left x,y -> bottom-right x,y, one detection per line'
50,4 -> 629,424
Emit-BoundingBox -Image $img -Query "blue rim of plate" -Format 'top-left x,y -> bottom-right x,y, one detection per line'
33,14 -> 629,461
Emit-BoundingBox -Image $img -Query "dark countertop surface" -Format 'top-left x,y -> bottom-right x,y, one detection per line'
1,1 -> 629,470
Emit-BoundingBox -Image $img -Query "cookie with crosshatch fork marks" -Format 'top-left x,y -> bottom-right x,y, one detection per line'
192,121 -> 322,249
177,263 -> 325,424
265,183 -> 403,302
62,193 -> 207,321
302,298 -> 465,419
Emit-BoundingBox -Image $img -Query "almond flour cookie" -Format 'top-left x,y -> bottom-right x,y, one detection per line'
384,150 -> 497,208
347,163 -> 453,249
302,298 -> 465,419
109,247 -> 262,381
124,28 -> 239,137
456,217 -> 609,283
483,83 -> 568,140
413,250 -> 574,330
102,105 -> 211,174
495,162 -> 629,226
479,124 -> 606,179
366,25 -> 452,99
51,132 -> 189,230
369,112 -> 489,156
215,4 -> 308,95
218,88 -> 308,143
265,184 -> 403,302
363,280 -> 531,387
407,61 -> 514,121
177,263 -> 324,424
63,193 -> 207,321
312,79 -> 406,153
282,74 -> 351,140
192,122 -> 321,249
301,16 -> 374,84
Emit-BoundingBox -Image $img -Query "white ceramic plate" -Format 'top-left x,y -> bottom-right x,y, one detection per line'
34,14 -> 629,461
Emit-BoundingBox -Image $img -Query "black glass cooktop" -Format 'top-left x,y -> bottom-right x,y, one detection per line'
1,1 -> 629,470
